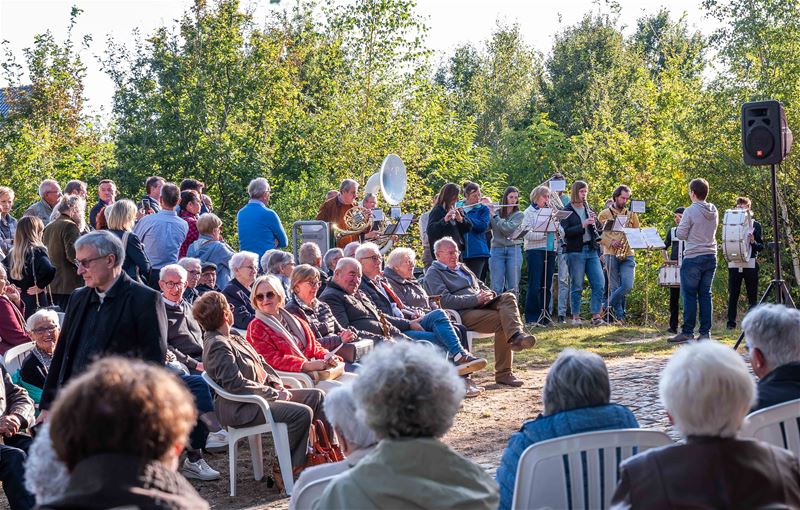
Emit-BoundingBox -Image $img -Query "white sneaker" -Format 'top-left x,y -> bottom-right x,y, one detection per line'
182,458 -> 221,481
205,429 -> 229,450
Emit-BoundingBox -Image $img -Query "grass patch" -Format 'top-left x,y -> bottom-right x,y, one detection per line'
471,322 -> 742,369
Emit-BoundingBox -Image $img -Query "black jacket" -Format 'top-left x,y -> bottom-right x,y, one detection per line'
3,245 -> 56,316
750,220 -> 765,259
561,202 -> 600,253
222,278 -> 255,330
319,280 -> 405,339
40,454 -> 209,510
109,229 -> 152,284
41,272 -> 168,410
358,277 -> 412,331
753,361 -> 800,412
426,204 -> 472,254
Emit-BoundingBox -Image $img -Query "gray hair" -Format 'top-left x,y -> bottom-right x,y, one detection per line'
25,423 -> 69,504
659,340 -> 755,438
742,304 -> 800,370
543,349 -> 610,415
340,179 -> 358,193
55,195 -> 85,217
324,383 -> 378,450
247,177 -> 270,199
334,257 -> 361,273
343,241 -> 360,258
159,264 -> 187,281
323,248 -> 344,272
433,236 -> 458,253
230,251 -> 259,272
268,250 -> 294,275
26,309 -> 59,330
38,179 -> 59,198
354,341 -> 464,439
177,257 -> 202,270
298,242 -> 322,266
386,247 -> 415,269
354,242 -> 381,261
260,249 -> 277,273
74,231 -> 125,268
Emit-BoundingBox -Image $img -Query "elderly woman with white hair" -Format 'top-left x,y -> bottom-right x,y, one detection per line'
267,250 -> 295,297
742,303 -> 800,411
496,349 -> 638,510
246,274 -> 356,392
17,309 -> 60,407
221,251 -> 260,329
290,382 -> 378,509
611,341 -> 800,509
42,195 -> 86,310
313,342 -> 499,510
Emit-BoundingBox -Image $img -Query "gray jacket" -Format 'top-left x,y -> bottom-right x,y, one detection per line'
422,261 -> 489,311
491,210 -> 524,248
24,200 -> 54,226
675,201 -> 718,259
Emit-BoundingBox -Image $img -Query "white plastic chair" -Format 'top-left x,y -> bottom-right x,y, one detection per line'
2,342 -> 35,374
290,475 -> 337,510
201,372 -> 295,496
231,327 -> 312,389
511,428 -> 673,510
740,398 -> 800,456
447,309 -> 494,352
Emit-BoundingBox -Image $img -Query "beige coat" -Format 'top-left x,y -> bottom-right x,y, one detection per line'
42,215 -> 82,295
202,329 -> 283,428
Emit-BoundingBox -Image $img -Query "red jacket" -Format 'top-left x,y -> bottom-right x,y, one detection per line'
0,296 -> 31,355
246,314 -> 339,372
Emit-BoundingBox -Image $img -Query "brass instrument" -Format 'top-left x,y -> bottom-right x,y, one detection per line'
543,177 -> 567,210
363,154 -> 408,254
598,206 -> 631,261
332,205 -> 372,243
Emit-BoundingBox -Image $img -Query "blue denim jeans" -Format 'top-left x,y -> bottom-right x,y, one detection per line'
490,245 -> 523,295
567,246 -> 605,316
525,249 -> 556,323
405,309 -> 463,356
681,254 -> 716,336
605,255 -> 636,320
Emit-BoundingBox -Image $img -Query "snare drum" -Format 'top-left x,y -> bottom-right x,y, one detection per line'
658,265 -> 681,287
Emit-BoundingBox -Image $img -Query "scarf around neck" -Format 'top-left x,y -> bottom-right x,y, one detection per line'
255,309 -> 308,354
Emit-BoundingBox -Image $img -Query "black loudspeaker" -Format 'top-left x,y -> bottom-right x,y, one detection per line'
742,100 -> 793,165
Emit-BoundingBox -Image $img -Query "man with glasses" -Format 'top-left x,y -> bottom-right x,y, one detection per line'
38,230 -> 167,420
316,179 -> 360,248
24,180 -> 61,226
355,243 -> 487,377
178,257 -> 203,304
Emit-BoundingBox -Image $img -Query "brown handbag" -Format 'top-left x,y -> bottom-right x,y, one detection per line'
305,419 -> 345,467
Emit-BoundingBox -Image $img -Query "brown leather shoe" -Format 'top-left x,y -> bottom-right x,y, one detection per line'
495,372 -> 524,387
509,331 -> 536,352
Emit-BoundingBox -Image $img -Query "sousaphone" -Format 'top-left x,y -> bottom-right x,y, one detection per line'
364,154 -> 407,253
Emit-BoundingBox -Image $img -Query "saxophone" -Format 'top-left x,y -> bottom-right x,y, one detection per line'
613,208 -> 631,261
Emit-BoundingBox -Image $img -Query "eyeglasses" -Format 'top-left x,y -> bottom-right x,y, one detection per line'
243,265 -> 258,272
161,280 -> 185,289
32,325 -> 58,335
305,280 -> 321,287
360,255 -> 382,262
74,255 -> 107,269
255,291 -> 277,302
187,270 -> 202,276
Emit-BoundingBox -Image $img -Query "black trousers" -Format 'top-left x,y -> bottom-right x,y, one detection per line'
465,257 -> 488,282
0,434 -> 34,510
727,266 -> 759,327
669,286 -> 681,332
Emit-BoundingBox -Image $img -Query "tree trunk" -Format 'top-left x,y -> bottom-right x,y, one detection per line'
776,185 -> 800,287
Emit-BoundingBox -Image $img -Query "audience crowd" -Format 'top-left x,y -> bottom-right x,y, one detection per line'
0,175 -> 794,510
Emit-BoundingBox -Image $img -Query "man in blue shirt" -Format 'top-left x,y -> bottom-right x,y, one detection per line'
237,177 -> 287,268
134,182 -> 188,289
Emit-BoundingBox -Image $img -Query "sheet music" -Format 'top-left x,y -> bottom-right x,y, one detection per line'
554,210 -> 572,220
613,215 -> 628,231
549,179 -> 566,192
532,208 -> 558,232
630,200 -> 646,214
622,227 -> 666,249
372,209 -> 384,221
392,214 -> 414,235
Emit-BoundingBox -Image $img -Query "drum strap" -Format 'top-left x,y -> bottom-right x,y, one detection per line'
671,227 -> 684,267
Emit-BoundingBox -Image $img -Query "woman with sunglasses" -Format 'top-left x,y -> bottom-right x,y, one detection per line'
246,274 -> 358,392
18,309 -> 60,408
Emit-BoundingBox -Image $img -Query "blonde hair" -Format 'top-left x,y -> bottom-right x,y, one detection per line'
290,264 -> 320,293
0,186 -> 14,201
104,199 -> 137,231
10,216 -> 45,280
197,213 -> 222,235
530,185 -> 551,205
251,274 -> 285,310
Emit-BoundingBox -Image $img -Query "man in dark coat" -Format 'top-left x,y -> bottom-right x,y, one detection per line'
742,304 -> 800,411
40,231 -> 167,415
0,365 -> 36,509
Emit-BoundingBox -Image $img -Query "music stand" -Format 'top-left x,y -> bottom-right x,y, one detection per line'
601,215 -> 628,324
530,209 -> 568,326
622,227 -> 666,327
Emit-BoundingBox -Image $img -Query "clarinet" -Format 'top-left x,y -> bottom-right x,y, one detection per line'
585,201 -> 602,241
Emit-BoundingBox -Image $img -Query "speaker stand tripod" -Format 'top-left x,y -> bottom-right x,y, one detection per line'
734,163 -> 796,350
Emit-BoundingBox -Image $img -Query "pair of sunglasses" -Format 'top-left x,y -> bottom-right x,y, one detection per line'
254,291 -> 277,302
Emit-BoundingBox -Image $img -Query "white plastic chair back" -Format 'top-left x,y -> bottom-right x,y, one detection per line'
2,342 -> 35,374
290,475 -> 337,510
740,398 -> 800,456
511,428 -> 673,510
201,371 -> 295,496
